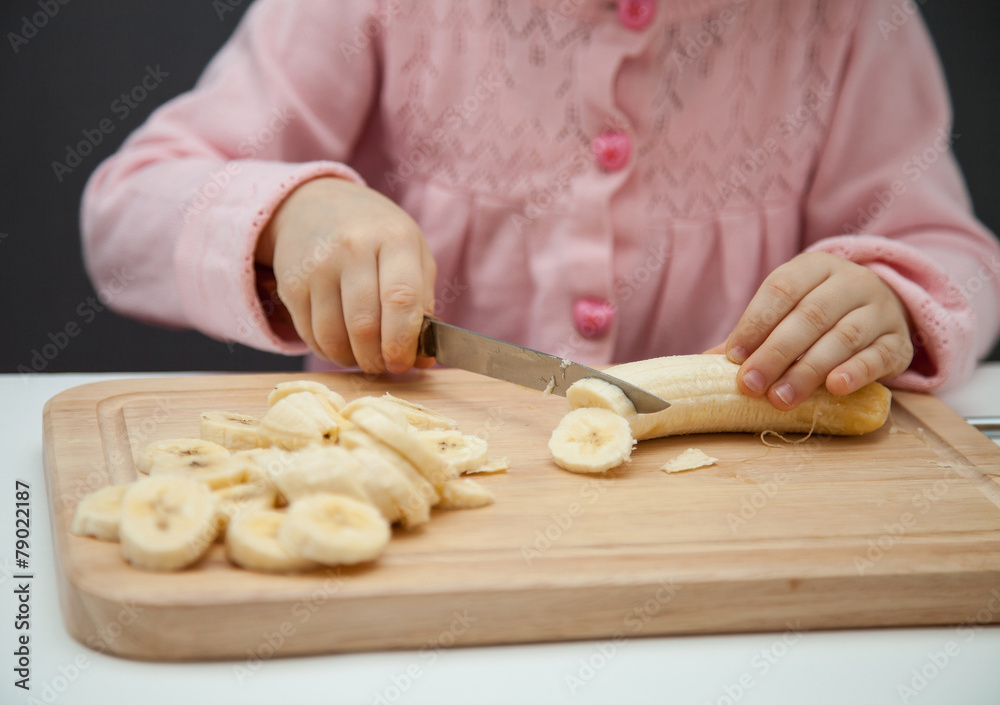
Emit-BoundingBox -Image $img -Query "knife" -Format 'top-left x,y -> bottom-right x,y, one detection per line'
416,317 -> 670,414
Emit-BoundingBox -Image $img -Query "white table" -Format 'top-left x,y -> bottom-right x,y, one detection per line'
2,368 -> 998,705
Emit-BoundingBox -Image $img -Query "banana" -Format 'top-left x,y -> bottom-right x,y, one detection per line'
134,438 -> 230,475
565,377 -> 636,417
348,406 -> 455,488
347,442 -> 432,528
225,509 -> 318,573
119,475 -> 219,571
465,457 -> 509,475
267,380 -> 347,412
277,493 -> 391,566
340,396 -> 412,428
413,429 -> 489,473
147,454 -> 249,490
257,391 -> 347,450
378,393 -> 458,430
548,407 -> 636,473
437,479 -> 495,510
270,445 -> 372,505
341,429 -> 438,515
199,411 -> 261,451
212,475 -> 279,534
574,354 -> 891,440
70,484 -> 128,541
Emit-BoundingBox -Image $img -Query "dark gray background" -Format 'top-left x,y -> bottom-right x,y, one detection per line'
1,1 -> 998,374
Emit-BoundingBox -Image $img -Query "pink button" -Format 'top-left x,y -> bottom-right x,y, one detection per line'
574,298 -> 616,339
592,130 -> 631,172
617,0 -> 656,30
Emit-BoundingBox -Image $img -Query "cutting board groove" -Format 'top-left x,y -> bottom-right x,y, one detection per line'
42,371 -> 1000,661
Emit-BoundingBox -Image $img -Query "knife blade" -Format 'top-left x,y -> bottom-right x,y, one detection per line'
416,317 -> 670,414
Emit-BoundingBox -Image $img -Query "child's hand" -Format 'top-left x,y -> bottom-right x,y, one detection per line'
255,177 -> 437,375
722,252 -> 913,410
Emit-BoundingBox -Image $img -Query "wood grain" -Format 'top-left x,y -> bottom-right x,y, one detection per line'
42,371 -> 1000,661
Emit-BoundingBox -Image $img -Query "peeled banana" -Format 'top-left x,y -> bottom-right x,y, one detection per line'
225,509 -> 318,573
569,354 -> 892,440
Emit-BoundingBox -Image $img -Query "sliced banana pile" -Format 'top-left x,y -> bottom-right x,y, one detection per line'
71,381 -> 506,573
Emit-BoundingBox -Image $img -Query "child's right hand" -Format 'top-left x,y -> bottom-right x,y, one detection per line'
255,177 -> 437,375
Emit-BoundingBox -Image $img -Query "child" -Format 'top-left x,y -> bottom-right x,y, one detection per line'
81,0 -> 1000,410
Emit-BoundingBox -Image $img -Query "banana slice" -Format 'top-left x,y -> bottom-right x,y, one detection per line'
465,457 -> 509,475
348,444 -> 431,528
413,429 -> 489,474
270,445 -> 371,505
565,377 -> 637,417
225,509 -> 318,573
135,438 -> 230,475
348,406 -> 455,487
437,479 -> 495,510
147,454 -> 248,490
267,380 -> 346,412
340,396 -> 412,428
378,394 -> 458,430
70,484 -> 129,541
548,407 -> 636,473
212,474 -> 279,534
199,411 -> 261,451
119,475 -> 219,571
278,494 -> 391,566
257,392 -> 346,450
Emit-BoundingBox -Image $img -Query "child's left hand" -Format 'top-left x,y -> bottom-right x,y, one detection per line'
708,252 -> 914,410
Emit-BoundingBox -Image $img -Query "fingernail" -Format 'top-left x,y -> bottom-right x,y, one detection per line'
743,369 -> 765,393
774,383 -> 795,406
728,345 -> 748,364
839,371 -> 853,393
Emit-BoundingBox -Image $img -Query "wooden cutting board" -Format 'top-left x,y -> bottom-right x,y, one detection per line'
42,371 -> 1000,661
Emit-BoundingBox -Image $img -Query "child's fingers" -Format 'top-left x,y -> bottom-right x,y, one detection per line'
735,279 -> 862,400
339,250 -> 385,374
826,334 -> 913,396
725,256 -> 828,364
378,235 -> 429,374
756,307 -> 877,409
308,277 -> 354,367
702,342 -> 726,354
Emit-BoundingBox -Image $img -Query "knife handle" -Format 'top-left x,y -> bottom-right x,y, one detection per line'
416,316 -> 438,358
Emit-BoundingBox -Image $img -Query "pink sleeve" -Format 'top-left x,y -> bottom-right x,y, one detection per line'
80,0 -> 379,354
803,2 -> 1000,392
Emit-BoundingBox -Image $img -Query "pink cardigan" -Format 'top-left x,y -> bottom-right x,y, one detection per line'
81,0 -> 1000,391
